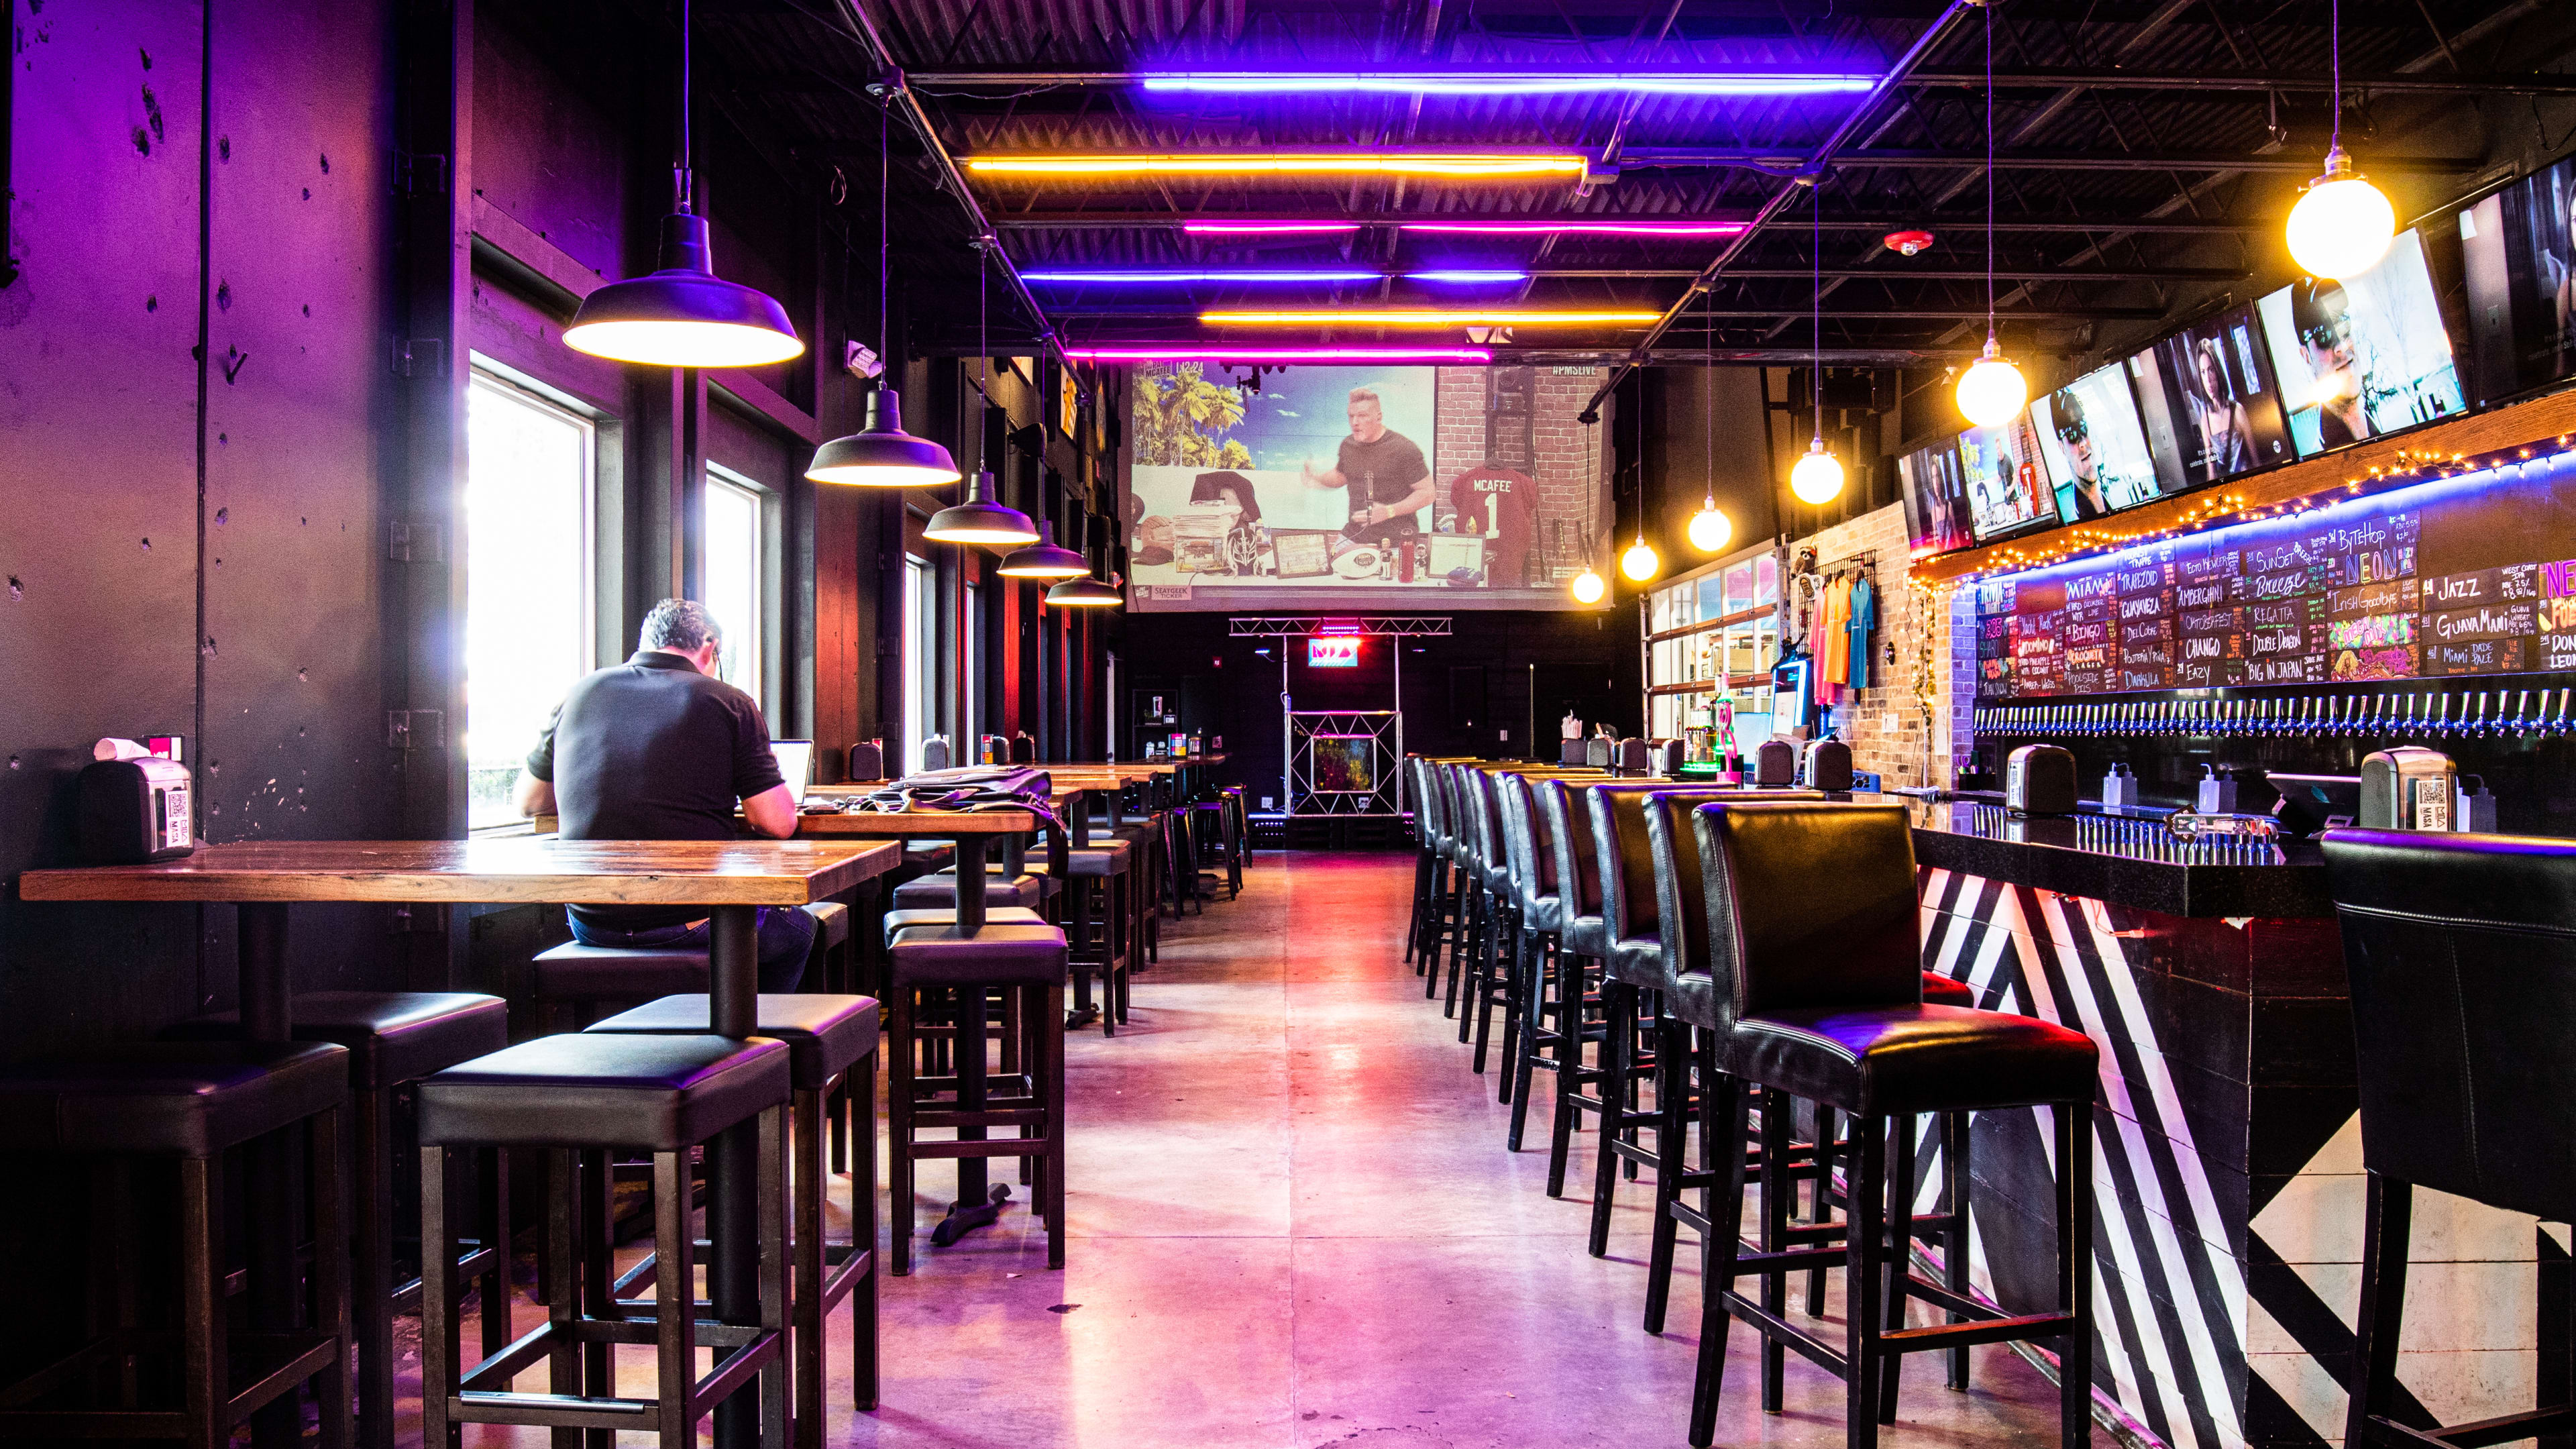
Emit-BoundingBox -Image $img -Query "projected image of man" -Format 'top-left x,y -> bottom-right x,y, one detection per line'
1301,387 -> 1432,548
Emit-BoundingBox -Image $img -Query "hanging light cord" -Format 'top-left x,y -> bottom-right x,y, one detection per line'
677,0 -> 694,212
877,99 -> 890,369
1984,4 -> 1996,343
1813,177 -> 1824,445
979,248 -> 991,478
2328,0 -> 2343,156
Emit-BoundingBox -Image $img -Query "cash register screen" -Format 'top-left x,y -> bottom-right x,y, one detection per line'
769,740 -> 815,794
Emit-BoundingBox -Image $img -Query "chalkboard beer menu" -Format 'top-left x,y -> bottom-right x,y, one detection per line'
1973,457 -> 2576,700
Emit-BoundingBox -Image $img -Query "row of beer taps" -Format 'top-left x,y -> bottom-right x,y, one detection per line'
1973,688 -> 2576,740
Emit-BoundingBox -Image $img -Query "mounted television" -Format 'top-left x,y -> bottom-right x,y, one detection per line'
2257,228 -> 2465,458
2129,302 -> 2294,488
1898,438 -> 1974,557
1307,636 -> 1362,667
2459,153 -> 2576,403
2031,362 -> 2170,524
1957,412 -> 2052,543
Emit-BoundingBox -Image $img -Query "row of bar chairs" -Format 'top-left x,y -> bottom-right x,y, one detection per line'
1403,754 -> 2100,1449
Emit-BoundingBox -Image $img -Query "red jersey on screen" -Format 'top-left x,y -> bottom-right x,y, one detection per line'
1448,466 -> 1538,588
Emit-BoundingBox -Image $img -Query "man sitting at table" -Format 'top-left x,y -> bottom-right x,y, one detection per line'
513,598 -> 813,989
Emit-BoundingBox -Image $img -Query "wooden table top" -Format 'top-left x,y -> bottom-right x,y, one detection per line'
787,808 -> 1039,838
19,838 -> 902,906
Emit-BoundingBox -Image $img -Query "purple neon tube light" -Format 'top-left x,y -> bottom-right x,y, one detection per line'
1023,269 -> 1383,284
1401,219 -> 1748,237
1138,72 -> 1877,97
1181,221 -> 1364,236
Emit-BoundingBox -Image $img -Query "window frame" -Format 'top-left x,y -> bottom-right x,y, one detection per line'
461,366 -> 602,834
702,461 -> 774,716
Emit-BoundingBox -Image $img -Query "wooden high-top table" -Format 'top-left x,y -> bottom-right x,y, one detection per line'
23,837 -> 900,1449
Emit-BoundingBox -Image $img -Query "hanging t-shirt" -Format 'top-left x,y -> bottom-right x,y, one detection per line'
1846,576 -> 1876,691
1447,465 -> 1540,588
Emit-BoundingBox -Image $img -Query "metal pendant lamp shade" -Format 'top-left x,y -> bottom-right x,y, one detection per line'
1046,572 -> 1124,607
924,470 -> 1039,547
998,520 -> 1089,578
806,386 -> 962,487
564,212 -> 805,368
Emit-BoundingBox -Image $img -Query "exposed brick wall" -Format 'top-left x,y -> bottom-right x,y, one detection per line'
1790,502 -> 1973,790
1431,364 -> 1608,581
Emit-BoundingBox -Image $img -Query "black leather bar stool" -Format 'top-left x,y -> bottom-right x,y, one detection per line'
1497,770 -> 1565,1148
584,994 -> 883,1437
0,1040 -> 352,1448
1455,769 -> 1519,1066
2321,828 -> 2576,1449
162,991 -> 511,1449
893,869 -> 1049,912
1678,801 -> 2097,1449
532,942 -> 711,1032
1417,763 -> 1468,987
884,920 -> 1069,1272
1405,757 -> 1439,964
1061,838 -> 1135,1034
415,1032 -> 792,1449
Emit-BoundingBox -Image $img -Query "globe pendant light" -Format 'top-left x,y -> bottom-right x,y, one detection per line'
1794,176 -> 1848,504
808,103 -> 959,487
1046,572 -> 1125,607
2284,0 -> 2395,279
924,252 -> 1037,547
925,470 -> 1040,546
1688,283 -> 1733,551
1953,7 -> 2028,429
1570,568 -> 1609,604
562,0 -> 802,368
998,519 -> 1089,578
1621,535 -> 1660,582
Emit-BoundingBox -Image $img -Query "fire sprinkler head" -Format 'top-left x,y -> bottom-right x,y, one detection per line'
1884,229 -> 1935,257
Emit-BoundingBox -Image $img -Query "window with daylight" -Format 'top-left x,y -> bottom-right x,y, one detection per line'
703,466 -> 766,710
906,555 -> 938,773
464,371 -> 596,830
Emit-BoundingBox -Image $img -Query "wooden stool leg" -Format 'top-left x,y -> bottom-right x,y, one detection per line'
653,1150 -> 695,1449
580,1150 -> 614,1449
1040,981 -> 1067,1269
543,1149 -> 580,1449
479,1146 -> 515,1360
310,1108 -> 353,1449
1845,1115 -> 1888,1449
180,1155 -> 226,1449
1760,1088 -> 1790,1413
1943,1112 -> 1972,1390
2057,1102 -> 2094,1449
417,1146 -> 453,1449
1643,1012 -> 1687,1335
794,1088 -> 824,1449
761,1104 -> 791,1449
1878,1116 -> 1918,1422
1589,981 -> 1634,1257
352,1087 -> 394,1449
854,1052 -> 881,1411
1686,1070 -> 1750,1449
890,991 -> 917,1277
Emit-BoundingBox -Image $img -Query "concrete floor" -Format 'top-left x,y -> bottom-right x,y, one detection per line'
419,850 -> 2082,1446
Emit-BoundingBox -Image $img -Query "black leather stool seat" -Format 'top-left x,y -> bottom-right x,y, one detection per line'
1727,1003 -> 2096,1118
883,906 -> 1046,943
1065,843 -> 1130,877
808,901 -> 851,950
1920,972 -> 1974,1008
417,1034 -> 789,1150
531,941 -> 709,998
888,923 -> 1069,987
164,990 -> 507,1090
892,872 -> 1047,910
0,1040 -> 350,1156
584,994 -> 879,1091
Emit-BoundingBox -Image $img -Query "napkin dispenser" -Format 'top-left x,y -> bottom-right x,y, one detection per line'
2005,744 -> 2078,817
2359,747 -> 2457,830
77,756 -> 196,863
1754,739 -> 1800,788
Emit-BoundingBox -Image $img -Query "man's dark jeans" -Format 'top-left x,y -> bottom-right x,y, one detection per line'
566,905 -> 818,992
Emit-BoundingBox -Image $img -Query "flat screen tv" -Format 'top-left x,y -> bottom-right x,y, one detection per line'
2129,302 -> 2294,488
1898,438 -> 1974,557
2031,362 -> 2171,525
1957,412 -> 2052,543
2257,229 -> 2466,458
2459,153 -> 2576,403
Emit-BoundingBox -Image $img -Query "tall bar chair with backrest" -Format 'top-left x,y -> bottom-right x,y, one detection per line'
1500,770 -> 1583,1149
1444,765 -> 1505,1028
1537,775 -> 1613,1198
1460,768 -> 1529,1072
1679,801 -> 2098,1449
1423,763 -> 1470,998
2322,828 -> 2576,1449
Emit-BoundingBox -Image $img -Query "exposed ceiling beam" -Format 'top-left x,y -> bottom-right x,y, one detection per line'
985,211 -> 2267,234
900,67 -> 2576,97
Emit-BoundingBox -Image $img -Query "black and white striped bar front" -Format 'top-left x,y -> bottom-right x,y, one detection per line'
1904,800 -> 2554,1449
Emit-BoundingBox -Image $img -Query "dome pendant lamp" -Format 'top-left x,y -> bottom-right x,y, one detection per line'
563,0 -> 802,368
2284,0 -> 2396,279
1953,5 -> 2028,429
1791,175 -> 1847,506
998,520 -> 1089,579
1621,535 -> 1660,582
807,97 -> 961,487
1570,568 -> 1609,605
924,252 -> 1038,547
1046,572 -> 1126,607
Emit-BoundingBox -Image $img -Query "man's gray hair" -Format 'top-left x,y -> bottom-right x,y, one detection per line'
639,598 -> 722,654
1347,387 -> 1381,409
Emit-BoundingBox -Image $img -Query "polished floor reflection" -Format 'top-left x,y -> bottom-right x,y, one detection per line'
409,851 -> 2075,1446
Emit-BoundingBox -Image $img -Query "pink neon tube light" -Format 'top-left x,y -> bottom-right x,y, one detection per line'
1063,345 -> 1493,364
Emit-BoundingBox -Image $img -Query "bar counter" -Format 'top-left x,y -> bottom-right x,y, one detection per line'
1896,796 -> 2546,1449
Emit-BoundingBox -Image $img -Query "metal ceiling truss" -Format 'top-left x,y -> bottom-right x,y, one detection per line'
1230,617 -> 1454,638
